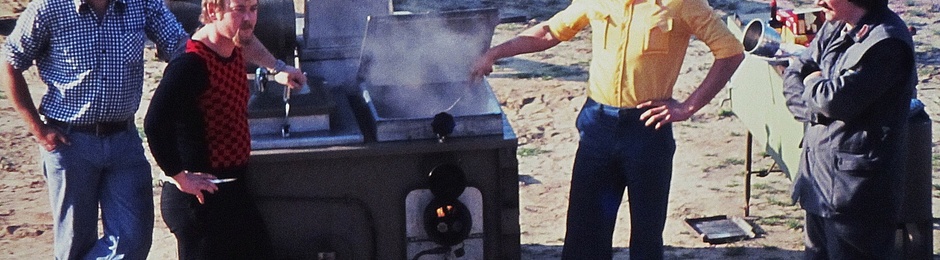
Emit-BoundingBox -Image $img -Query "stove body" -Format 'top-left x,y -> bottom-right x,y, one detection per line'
225,1 -> 520,259
248,129 -> 518,259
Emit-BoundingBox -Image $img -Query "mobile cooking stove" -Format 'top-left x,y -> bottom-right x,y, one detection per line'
237,3 -> 519,259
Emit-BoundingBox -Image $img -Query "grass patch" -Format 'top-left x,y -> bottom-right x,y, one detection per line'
786,218 -> 804,230
718,109 -> 735,118
517,147 -> 549,157
908,9 -> 927,17
918,67 -> 936,78
752,183 -> 772,190
766,196 -> 793,207
725,182 -> 740,188
137,126 -> 147,141
758,215 -> 784,226
0,90 -> 6,100
932,154 -> 940,168
723,158 -> 745,166
729,131 -> 743,137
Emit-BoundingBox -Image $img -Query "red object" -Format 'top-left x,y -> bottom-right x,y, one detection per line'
774,8 -> 827,46
769,0 -> 784,29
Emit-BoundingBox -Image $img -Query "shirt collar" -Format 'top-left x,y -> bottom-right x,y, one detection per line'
846,8 -> 887,43
74,0 -> 126,14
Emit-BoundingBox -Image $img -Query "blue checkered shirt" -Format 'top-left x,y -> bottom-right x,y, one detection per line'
1,0 -> 188,124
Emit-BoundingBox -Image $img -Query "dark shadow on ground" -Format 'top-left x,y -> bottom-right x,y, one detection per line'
522,244 -> 805,259
487,57 -> 588,82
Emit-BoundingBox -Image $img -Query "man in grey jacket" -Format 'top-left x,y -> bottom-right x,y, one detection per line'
782,0 -> 916,258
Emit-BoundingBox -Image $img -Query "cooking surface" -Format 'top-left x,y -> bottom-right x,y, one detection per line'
365,81 -> 500,119
353,8 -> 504,142
361,80 -> 505,142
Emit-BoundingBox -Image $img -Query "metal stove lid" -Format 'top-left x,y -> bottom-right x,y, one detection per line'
357,8 -> 499,87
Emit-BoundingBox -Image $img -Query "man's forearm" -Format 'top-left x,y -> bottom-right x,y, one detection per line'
1,61 -> 44,134
241,35 -> 279,69
488,23 -> 562,60
683,53 -> 744,113
240,34 -> 306,88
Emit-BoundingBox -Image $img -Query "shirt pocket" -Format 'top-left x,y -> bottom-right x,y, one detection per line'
643,16 -> 672,54
834,151 -> 881,175
830,151 -> 886,214
598,13 -> 624,50
121,19 -> 145,66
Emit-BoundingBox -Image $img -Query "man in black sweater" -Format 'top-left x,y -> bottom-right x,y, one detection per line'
144,0 -> 273,258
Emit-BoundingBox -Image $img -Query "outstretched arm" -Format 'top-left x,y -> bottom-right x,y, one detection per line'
470,22 -> 563,80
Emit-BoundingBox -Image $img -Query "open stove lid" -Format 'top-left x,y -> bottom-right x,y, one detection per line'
356,8 -> 499,87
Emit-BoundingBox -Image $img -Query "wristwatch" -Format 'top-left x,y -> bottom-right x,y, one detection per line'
270,59 -> 287,74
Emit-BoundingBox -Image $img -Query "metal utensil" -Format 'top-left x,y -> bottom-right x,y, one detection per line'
444,96 -> 462,112
443,82 -> 472,113
282,83 -> 291,137
209,178 -> 238,184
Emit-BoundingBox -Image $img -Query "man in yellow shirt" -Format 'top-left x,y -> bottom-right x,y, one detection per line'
471,0 -> 743,258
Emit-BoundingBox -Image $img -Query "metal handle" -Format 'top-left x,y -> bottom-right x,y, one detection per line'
254,67 -> 269,93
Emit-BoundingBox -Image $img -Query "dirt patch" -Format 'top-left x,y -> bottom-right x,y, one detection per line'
1,0 -> 938,259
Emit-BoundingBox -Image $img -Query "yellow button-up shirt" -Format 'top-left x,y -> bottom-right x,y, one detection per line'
545,0 -> 743,107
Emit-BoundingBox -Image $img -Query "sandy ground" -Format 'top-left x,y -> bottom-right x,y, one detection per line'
1,0 -> 939,259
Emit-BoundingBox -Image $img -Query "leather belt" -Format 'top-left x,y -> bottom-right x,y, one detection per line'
46,118 -> 130,137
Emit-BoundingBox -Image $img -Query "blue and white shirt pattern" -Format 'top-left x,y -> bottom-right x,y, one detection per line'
1,0 -> 187,124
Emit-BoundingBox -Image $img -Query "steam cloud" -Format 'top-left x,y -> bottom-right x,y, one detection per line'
359,9 -> 500,118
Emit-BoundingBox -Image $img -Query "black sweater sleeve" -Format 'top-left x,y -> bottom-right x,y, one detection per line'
144,53 -> 211,177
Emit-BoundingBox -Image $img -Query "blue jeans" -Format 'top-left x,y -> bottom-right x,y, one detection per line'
562,98 -> 676,260
40,125 -> 153,260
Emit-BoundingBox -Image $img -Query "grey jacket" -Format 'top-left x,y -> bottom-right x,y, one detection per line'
782,8 -> 916,218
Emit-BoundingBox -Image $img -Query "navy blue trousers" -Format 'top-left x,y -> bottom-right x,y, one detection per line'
562,98 -> 676,259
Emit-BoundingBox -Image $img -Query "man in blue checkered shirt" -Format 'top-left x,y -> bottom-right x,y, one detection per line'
0,0 -> 305,258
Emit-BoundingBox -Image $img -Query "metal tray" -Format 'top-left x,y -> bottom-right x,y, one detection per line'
684,215 -> 759,244
361,81 -> 504,142
355,8 -> 503,142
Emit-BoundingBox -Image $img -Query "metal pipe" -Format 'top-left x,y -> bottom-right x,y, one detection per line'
745,132 -> 753,217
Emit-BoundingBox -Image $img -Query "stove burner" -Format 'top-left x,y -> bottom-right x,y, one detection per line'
423,197 -> 472,247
